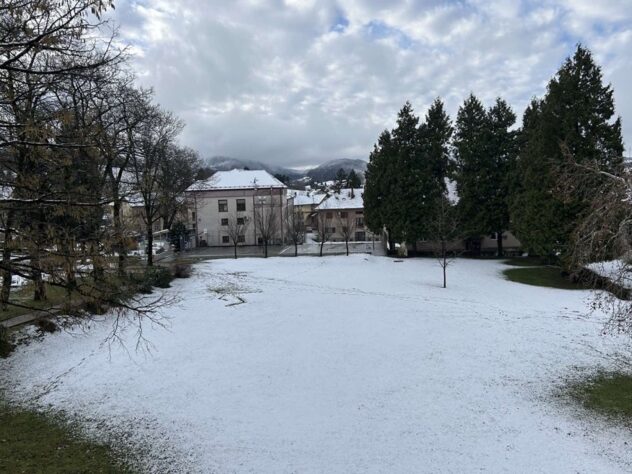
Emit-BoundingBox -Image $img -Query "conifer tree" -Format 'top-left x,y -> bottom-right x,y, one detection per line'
510,45 -> 624,263
347,169 -> 361,188
453,96 -> 517,255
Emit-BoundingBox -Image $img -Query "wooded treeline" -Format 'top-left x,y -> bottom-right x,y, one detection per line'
0,0 -> 201,319
364,45 -> 626,272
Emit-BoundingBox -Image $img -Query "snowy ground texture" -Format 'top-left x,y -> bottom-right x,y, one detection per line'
2,256 -> 632,473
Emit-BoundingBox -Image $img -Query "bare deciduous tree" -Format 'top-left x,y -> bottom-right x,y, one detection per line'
428,195 -> 460,288
226,212 -> 250,259
336,210 -> 356,256
315,210 -> 333,257
285,206 -> 305,257
254,195 -> 278,258
556,149 -> 632,338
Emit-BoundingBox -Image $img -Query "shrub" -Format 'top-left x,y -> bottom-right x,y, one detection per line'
36,318 -> 58,333
0,325 -> 14,358
172,263 -> 192,279
148,266 -> 173,288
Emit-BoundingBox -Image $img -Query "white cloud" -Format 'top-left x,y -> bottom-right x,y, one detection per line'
109,0 -> 632,166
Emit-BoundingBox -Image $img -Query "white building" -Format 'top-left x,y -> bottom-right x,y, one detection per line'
185,170 -> 287,247
314,188 -> 376,242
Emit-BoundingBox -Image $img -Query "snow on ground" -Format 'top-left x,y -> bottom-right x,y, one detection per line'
2,256 -> 632,473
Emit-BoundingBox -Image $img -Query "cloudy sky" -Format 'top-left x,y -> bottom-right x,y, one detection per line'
109,0 -> 632,168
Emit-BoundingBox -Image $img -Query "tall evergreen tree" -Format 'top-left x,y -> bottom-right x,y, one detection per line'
453,95 -> 517,255
510,45 -> 624,263
364,100 -> 452,252
347,169 -> 361,188
453,94 -> 488,247
387,101 -> 420,244
364,129 -> 395,242
417,98 -> 453,239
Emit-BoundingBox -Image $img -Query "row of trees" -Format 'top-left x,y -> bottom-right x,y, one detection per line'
0,0 -> 201,320
364,45 -> 625,271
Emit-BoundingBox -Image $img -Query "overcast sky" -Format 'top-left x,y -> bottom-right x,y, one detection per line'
109,0 -> 632,168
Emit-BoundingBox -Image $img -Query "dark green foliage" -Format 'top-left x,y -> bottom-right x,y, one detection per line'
145,266 -> 173,288
36,318 -> 58,333
0,326 -> 14,358
347,169 -> 361,188
364,100 -> 452,246
172,262 -> 192,279
274,173 -> 290,185
130,266 -> 174,293
364,129 -> 396,237
169,221 -> 189,251
453,95 -> 517,255
510,45 -> 624,264
334,168 -> 347,192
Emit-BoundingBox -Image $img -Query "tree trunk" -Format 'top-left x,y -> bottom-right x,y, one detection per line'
112,199 -> 127,277
497,231 -> 504,257
294,242 -> 298,257
320,239 -> 325,257
442,240 -> 447,289
146,222 -> 154,266
91,241 -> 105,283
264,240 -> 268,258
234,243 -> 238,259
1,210 -> 14,310
345,239 -> 349,256
31,249 -> 46,301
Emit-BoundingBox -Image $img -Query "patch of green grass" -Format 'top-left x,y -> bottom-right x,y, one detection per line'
503,266 -> 588,290
0,398 -> 131,473
0,284 -> 70,322
503,256 -> 546,267
568,373 -> 632,421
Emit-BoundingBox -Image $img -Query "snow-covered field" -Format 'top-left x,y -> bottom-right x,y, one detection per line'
2,256 -> 632,473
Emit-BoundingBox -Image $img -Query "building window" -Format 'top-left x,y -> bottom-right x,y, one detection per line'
222,235 -> 229,244
191,211 -> 196,220
221,218 -> 228,226
356,217 -> 364,227
237,235 -> 245,243
326,227 -> 336,234
237,199 -> 246,212
355,231 -> 366,241
326,212 -> 332,219
356,210 -> 363,215
237,217 -> 245,225
340,211 -> 348,218
218,200 -> 228,212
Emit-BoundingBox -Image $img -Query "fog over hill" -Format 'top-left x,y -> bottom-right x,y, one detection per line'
206,156 -> 367,182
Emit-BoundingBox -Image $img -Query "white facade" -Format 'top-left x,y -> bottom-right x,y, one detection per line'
186,170 -> 287,247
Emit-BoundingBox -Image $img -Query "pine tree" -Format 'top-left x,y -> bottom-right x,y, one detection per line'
389,101 -> 420,245
364,130 -> 395,241
453,94 -> 488,246
510,45 -> 624,263
416,98 -> 453,240
347,169 -> 361,188
334,168 -> 347,192
453,95 -> 517,256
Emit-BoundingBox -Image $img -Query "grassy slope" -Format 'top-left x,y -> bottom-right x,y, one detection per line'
0,398 -> 130,473
568,373 -> 632,422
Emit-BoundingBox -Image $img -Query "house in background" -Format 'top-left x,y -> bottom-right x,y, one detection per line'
185,169 -> 286,247
286,191 -> 327,230
314,188 -> 376,242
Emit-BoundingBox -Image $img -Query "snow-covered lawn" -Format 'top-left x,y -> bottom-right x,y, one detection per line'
2,256 -> 632,472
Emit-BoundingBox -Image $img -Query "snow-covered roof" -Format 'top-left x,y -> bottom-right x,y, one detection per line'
187,170 -> 286,192
316,188 -> 364,210
291,193 -> 327,206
